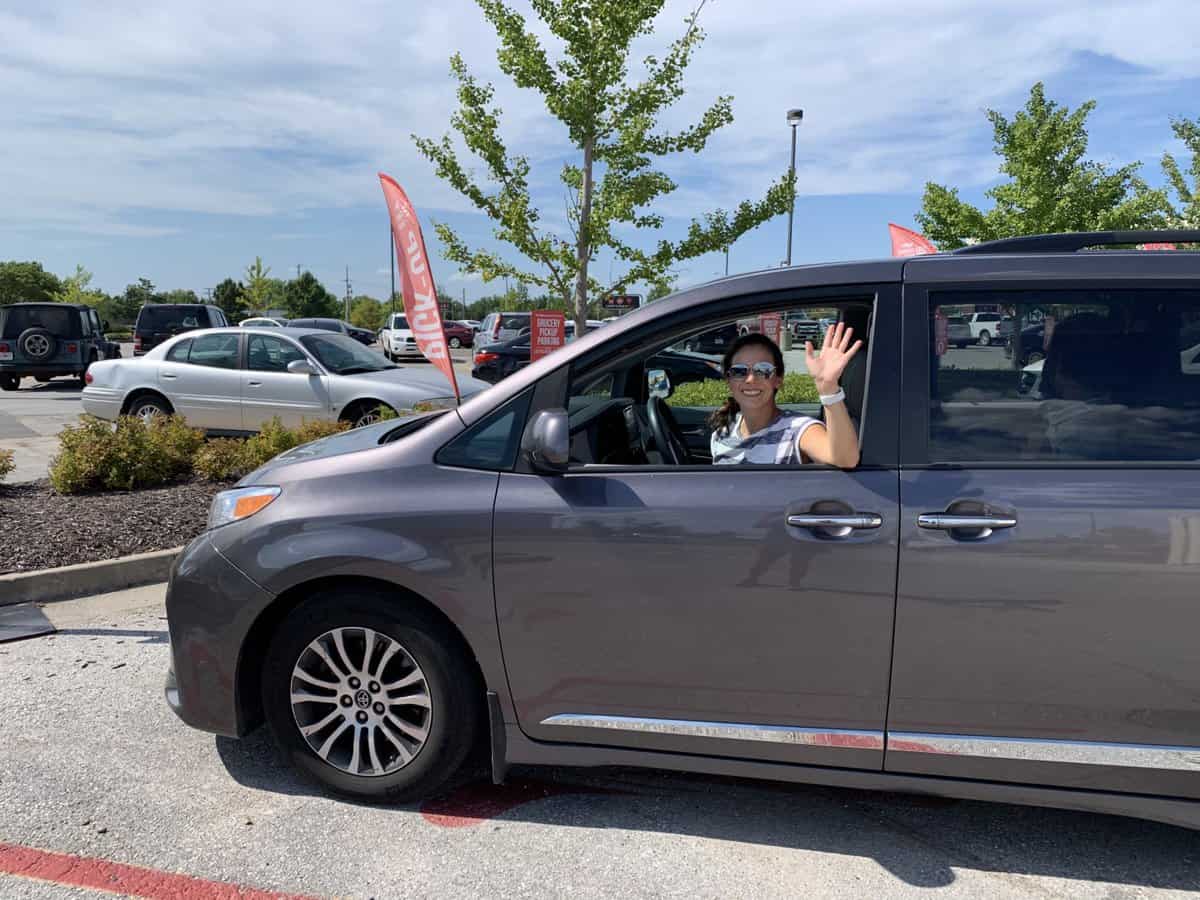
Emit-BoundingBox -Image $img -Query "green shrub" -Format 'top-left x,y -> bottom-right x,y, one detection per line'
50,415 -> 203,494
0,449 -> 13,483
667,373 -> 819,408
194,438 -> 253,482
195,419 -> 352,482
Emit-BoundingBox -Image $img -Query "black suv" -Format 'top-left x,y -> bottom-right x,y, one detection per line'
285,318 -> 376,345
0,303 -> 119,391
134,304 -> 230,355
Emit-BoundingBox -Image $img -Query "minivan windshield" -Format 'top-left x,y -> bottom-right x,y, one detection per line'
0,305 -> 80,339
300,334 -> 397,374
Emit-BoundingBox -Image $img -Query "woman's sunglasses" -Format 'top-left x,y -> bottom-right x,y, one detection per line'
726,362 -> 778,380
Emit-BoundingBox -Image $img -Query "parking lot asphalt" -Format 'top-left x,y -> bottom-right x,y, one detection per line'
1,586 -> 1197,900
0,347 -> 477,484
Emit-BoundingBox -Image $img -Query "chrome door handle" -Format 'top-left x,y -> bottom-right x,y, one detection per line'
917,514 -> 1017,530
161,373 -> 177,380
787,514 -> 883,530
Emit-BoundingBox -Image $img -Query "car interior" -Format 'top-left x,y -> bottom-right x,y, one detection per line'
562,302 -> 874,468
930,295 -> 1200,462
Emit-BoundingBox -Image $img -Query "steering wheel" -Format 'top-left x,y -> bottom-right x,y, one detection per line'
645,396 -> 692,465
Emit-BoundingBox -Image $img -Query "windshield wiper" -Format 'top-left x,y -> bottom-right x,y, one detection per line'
337,365 -> 398,375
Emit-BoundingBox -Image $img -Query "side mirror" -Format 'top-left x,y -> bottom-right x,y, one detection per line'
521,409 -> 569,473
647,368 -> 672,400
287,359 -> 318,376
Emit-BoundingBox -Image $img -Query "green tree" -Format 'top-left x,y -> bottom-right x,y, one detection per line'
415,0 -> 793,334
646,278 -> 676,302
243,257 -> 275,315
916,83 -> 1170,249
161,289 -> 200,304
1162,116 -> 1200,229
54,265 -> 107,306
284,272 -> 339,319
349,295 -> 386,331
0,261 -> 62,305
213,278 -> 249,322
111,278 -> 162,324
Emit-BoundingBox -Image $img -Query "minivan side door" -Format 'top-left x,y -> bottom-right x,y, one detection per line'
889,264 -> 1200,800
492,287 -> 902,770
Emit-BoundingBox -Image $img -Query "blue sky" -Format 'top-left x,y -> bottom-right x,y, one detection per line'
2,0 -> 1198,302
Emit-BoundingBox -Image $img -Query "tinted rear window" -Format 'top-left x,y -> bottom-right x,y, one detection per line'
138,306 -> 208,330
500,314 -> 529,330
1,306 -> 80,338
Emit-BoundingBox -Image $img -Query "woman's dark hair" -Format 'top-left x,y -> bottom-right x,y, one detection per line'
708,332 -> 786,433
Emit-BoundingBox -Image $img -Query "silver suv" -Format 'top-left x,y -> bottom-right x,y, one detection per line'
165,230 -> 1200,830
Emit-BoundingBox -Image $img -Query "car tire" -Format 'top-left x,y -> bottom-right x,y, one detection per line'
261,587 -> 480,803
18,328 -> 56,361
448,337 -> 461,349
0,374 -> 18,392
127,394 -> 172,422
978,330 -> 991,347
341,401 -> 395,429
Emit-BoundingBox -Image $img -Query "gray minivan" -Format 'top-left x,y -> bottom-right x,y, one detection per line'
165,230 -> 1200,830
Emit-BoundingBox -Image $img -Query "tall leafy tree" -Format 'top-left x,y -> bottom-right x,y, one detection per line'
243,257 -> 277,315
415,0 -> 793,333
1162,116 -> 1200,229
161,289 -> 200,304
112,277 -> 162,324
0,261 -> 62,305
54,265 -> 106,307
916,83 -> 1170,249
349,295 -> 386,331
213,278 -> 249,322
284,272 -> 340,319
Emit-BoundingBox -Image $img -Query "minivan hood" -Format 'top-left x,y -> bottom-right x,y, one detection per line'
240,410 -> 449,483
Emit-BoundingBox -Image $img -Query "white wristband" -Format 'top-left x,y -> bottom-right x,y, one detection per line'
819,388 -> 846,407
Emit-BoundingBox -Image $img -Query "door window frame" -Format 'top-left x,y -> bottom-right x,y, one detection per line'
901,278 -> 1200,469
516,284 -> 901,474
184,331 -> 244,370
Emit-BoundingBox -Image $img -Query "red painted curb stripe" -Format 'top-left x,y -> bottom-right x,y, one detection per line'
0,841 -> 315,899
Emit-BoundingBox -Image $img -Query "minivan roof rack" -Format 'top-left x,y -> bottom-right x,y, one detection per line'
953,230 -> 1200,255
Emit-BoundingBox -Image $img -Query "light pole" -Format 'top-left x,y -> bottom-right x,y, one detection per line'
785,108 -> 803,267
724,246 -> 729,276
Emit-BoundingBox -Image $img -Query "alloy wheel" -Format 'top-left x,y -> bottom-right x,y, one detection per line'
24,334 -> 51,358
289,626 -> 432,777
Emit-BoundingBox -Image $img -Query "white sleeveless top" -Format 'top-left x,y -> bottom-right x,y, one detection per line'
710,413 -> 821,465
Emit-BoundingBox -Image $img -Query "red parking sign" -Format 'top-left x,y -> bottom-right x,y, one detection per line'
530,310 -> 566,361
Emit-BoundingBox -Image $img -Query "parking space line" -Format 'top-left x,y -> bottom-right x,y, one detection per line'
0,840 -> 316,900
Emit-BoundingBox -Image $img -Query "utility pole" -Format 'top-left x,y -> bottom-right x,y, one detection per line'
462,287 -> 466,321
343,266 -> 352,322
203,287 -> 213,302
296,264 -> 302,279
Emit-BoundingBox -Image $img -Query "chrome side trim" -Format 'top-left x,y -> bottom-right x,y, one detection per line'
540,714 -> 884,750
888,732 -> 1200,771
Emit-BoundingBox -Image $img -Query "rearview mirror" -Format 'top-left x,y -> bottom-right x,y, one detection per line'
521,409 -> 569,473
287,359 -> 318,376
647,368 -> 672,400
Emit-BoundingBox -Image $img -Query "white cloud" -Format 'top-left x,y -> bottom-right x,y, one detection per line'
1,0 -> 1197,241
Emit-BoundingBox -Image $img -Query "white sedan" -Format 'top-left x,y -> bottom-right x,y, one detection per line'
82,327 -> 489,431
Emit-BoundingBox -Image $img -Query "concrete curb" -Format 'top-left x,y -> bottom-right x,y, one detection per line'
0,547 -> 182,606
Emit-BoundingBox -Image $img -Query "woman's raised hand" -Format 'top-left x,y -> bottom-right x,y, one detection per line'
805,321 -> 863,393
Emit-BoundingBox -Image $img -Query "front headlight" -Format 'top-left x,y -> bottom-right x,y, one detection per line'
208,486 -> 281,530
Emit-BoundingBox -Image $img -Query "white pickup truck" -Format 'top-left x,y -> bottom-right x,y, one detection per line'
377,312 -> 420,361
965,312 -> 1010,347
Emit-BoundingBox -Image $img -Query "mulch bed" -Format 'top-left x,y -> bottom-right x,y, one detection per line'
0,479 -> 225,575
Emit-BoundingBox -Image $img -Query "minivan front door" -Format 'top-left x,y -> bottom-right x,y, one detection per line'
493,289 -> 902,770
889,278 -> 1200,800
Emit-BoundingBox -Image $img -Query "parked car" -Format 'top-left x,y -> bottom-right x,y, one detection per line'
82,328 -> 488,430
477,311 -> 531,350
1006,322 -> 1046,366
475,321 -> 614,382
458,319 -> 481,331
378,312 -> 420,361
240,317 -> 289,327
964,311 -> 1011,347
287,318 -> 375,345
134,304 -> 231,355
0,302 -> 120,390
443,321 -> 475,350
164,229 -> 1200,831
946,315 -> 973,348
673,322 -> 738,355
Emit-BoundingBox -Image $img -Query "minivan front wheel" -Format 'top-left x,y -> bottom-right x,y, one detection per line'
261,590 -> 479,802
